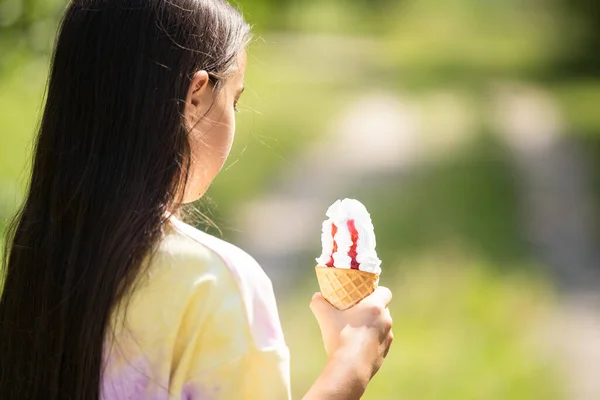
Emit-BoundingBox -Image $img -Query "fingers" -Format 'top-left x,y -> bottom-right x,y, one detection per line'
362,286 -> 392,308
384,330 -> 394,358
383,306 -> 393,358
384,307 -> 392,321
375,286 -> 393,306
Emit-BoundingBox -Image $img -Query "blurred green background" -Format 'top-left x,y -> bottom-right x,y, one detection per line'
2,0 -> 600,399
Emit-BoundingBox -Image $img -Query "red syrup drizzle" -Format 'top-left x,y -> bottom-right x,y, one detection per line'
347,219 -> 360,270
326,223 -> 338,267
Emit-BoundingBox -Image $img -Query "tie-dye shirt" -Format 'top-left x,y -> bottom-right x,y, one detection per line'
101,216 -> 291,399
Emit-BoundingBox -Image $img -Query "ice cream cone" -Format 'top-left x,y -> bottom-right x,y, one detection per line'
315,265 -> 379,310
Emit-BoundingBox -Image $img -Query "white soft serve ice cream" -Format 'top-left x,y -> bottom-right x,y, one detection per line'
316,199 -> 382,275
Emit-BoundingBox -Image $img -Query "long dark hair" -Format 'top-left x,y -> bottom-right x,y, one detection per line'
0,1 -> 250,398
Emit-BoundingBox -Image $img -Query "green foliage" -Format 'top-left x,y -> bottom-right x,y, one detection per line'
364,136 -> 529,267
0,56 -> 48,220
282,255 -> 563,399
198,38 -> 359,231
552,81 -> 600,133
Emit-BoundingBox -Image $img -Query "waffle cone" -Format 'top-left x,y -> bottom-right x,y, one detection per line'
315,266 -> 379,310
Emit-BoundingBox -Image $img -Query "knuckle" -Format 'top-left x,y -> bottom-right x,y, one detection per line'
383,318 -> 393,331
379,286 -> 392,301
369,304 -> 383,317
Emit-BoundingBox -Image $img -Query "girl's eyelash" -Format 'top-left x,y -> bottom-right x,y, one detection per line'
234,103 -> 240,113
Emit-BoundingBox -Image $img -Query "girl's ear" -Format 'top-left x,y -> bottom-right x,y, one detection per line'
185,70 -> 210,126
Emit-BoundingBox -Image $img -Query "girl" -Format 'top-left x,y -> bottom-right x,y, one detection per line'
0,1 -> 393,399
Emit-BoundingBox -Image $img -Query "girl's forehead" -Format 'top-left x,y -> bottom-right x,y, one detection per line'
230,51 -> 247,85
237,50 -> 247,77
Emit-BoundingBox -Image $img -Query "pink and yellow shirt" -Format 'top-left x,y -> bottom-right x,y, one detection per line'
101,217 -> 291,399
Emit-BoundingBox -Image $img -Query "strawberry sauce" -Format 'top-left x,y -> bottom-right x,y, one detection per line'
326,220 -> 360,269
326,223 -> 338,267
347,219 -> 360,269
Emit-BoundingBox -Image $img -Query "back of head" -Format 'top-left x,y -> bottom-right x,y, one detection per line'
0,1 -> 250,399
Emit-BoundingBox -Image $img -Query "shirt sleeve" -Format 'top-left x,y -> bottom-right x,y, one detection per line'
169,251 -> 291,400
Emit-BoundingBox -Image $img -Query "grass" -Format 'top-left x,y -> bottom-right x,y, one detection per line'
281,252 -> 564,399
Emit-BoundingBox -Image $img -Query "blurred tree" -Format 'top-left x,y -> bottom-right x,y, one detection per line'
552,0 -> 600,77
0,0 -> 64,74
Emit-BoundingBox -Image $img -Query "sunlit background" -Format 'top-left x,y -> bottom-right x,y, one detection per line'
2,0 -> 600,399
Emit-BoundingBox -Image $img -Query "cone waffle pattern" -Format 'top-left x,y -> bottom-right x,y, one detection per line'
315,266 -> 379,310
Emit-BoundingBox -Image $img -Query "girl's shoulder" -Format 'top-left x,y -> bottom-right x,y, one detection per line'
158,216 -> 273,297
147,216 -> 286,350
104,218 -> 290,399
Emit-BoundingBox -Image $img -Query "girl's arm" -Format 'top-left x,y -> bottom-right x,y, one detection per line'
303,289 -> 394,400
303,352 -> 370,400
